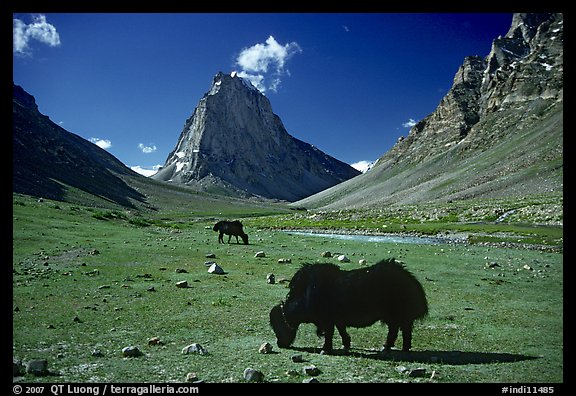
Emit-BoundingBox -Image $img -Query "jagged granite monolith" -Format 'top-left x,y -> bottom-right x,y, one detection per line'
152,72 -> 360,201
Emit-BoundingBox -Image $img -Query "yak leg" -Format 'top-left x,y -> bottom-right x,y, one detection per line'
383,322 -> 399,351
336,324 -> 351,350
320,325 -> 335,353
227,234 -> 232,243
400,321 -> 414,351
218,232 -> 224,243
235,235 -> 240,243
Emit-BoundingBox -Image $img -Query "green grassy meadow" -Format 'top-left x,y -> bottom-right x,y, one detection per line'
13,194 -> 563,383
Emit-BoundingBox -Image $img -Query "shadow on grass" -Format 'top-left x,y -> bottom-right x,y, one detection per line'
289,346 -> 539,365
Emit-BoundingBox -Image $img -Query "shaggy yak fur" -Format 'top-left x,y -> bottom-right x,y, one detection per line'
269,258 -> 428,353
212,220 -> 249,245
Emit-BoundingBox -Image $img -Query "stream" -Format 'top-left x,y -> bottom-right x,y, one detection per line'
284,231 -> 463,245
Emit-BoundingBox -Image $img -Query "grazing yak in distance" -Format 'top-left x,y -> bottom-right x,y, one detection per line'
269,258 -> 428,354
213,220 -> 249,245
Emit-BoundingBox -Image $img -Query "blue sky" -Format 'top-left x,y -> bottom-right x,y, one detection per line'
13,13 -> 513,175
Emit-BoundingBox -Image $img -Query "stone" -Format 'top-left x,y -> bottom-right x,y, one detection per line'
176,280 -> 188,288
291,354 -> 304,363
121,346 -> 143,358
254,251 -> 266,258
278,258 -> 291,263
320,251 -> 332,258
337,255 -> 350,263
13,359 -> 25,376
408,368 -> 427,377
266,273 -> 275,284
148,336 -> 164,346
207,263 -> 225,274
303,365 -> 321,376
258,342 -> 273,354
182,343 -> 208,355
205,253 -> 216,259
302,377 -> 319,383
26,359 -> 48,376
359,259 -> 367,265
243,367 -> 264,382
185,372 -> 199,382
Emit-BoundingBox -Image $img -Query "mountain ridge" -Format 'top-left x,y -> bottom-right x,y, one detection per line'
12,83 -> 149,208
294,12 -> 563,210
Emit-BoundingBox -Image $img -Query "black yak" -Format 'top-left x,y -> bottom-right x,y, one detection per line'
213,220 -> 249,245
269,259 -> 428,353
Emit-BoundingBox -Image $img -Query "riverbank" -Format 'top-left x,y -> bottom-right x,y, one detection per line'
276,227 -> 562,253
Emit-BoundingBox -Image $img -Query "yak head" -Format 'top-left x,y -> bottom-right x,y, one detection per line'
269,303 -> 298,348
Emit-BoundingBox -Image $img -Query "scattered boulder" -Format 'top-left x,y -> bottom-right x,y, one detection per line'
303,365 -> 321,376
13,359 -> 25,377
205,253 -> 216,259
185,372 -> 200,382
359,259 -> 367,265
258,342 -> 273,354
291,354 -> 304,363
148,336 -> 164,346
121,346 -> 143,358
208,263 -> 225,274
266,273 -> 275,284
176,280 -> 188,288
278,258 -> 291,263
182,343 -> 208,355
302,377 -> 320,383
408,368 -> 427,378
243,367 -> 264,382
337,255 -> 350,263
26,359 -> 49,376
175,268 -> 187,273
320,251 -> 332,258
254,251 -> 266,258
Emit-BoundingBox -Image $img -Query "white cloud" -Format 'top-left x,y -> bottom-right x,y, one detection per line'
351,160 -> 374,173
90,138 -> 112,150
13,14 -> 61,55
138,143 -> 157,154
236,71 -> 266,92
235,35 -> 302,93
131,164 -> 162,177
402,118 -> 417,128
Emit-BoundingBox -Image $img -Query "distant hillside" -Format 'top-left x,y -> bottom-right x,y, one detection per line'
12,83 -> 292,215
294,13 -> 563,210
153,72 -> 360,201
12,83 -> 151,208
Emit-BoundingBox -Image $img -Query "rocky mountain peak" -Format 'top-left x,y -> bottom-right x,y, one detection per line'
299,13 -> 563,209
380,13 -> 563,166
153,71 -> 360,201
